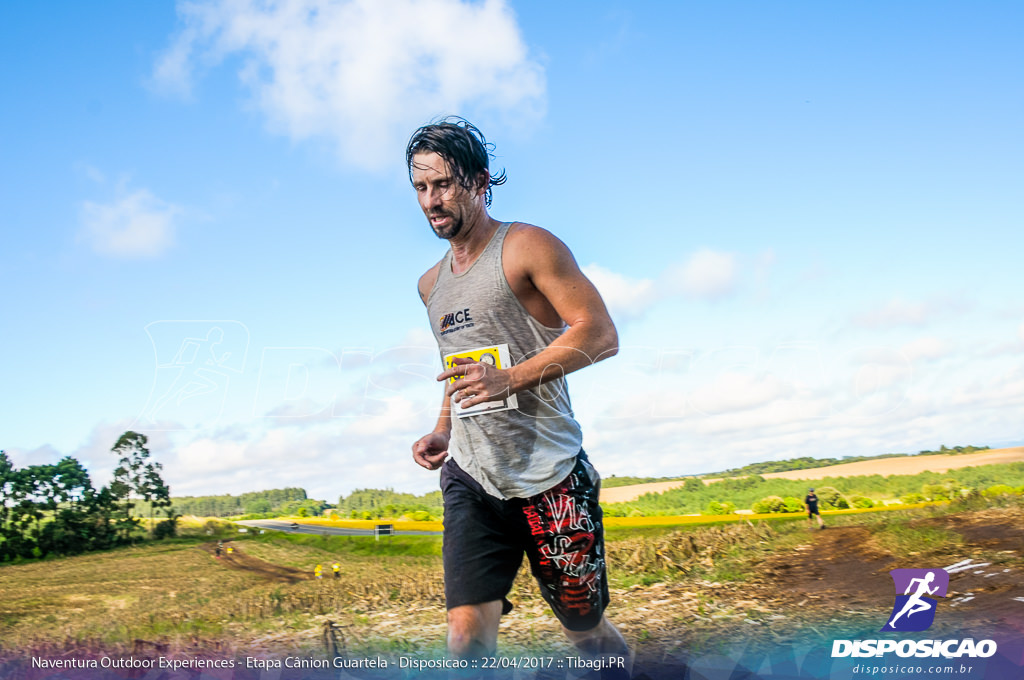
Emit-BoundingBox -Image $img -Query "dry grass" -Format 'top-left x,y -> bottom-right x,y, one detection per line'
0,519 -> 793,658
0,541 -> 446,658
0,542 -> 267,652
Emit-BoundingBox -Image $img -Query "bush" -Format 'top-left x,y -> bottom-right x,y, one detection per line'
782,497 -> 804,513
153,518 -> 178,540
815,486 -> 844,509
922,478 -> 965,501
752,496 -> 787,514
922,483 -> 952,501
849,495 -> 875,509
901,493 -> 927,504
200,518 -> 235,537
983,484 -> 1017,498
702,501 -> 736,516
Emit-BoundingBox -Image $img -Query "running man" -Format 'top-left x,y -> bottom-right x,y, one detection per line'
805,488 -> 825,529
409,118 -> 630,676
888,572 -> 939,628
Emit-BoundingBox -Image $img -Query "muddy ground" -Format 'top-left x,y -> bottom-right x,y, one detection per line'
203,507 -> 1023,678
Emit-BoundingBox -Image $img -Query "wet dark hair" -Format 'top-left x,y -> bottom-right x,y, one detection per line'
406,116 -> 507,207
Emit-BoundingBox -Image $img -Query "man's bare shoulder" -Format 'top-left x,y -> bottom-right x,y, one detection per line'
417,259 -> 444,305
505,222 -> 562,245
504,222 -> 578,270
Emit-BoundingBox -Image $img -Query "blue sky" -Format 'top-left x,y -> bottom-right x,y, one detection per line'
2,1 -> 1022,502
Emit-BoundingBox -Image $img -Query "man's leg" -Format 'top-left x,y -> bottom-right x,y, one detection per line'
563,616 -> 632,679
439,460 -> 521,658
447,601 -> 503,658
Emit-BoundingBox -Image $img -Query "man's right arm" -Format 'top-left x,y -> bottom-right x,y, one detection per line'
412,388 -> 452,470
417,262 -> 441,305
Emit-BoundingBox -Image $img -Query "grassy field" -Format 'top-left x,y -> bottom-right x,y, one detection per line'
0,516 -> 803,655
2,495 -> 1021,666
601,445 -> 1024,503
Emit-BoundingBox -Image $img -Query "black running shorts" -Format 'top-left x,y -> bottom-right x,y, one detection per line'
440,452 -> 610,632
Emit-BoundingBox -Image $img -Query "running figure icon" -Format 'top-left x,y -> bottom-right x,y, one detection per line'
887,572 -> 939,628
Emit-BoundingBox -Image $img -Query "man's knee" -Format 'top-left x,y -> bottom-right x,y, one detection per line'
563,616 -> 629,655
563,617 -> 632,679
447,602 -> 502,658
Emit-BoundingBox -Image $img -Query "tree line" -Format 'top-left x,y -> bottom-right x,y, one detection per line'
0,431 -> 175,561
171,487 -> 309,518
336,488 -> 443,521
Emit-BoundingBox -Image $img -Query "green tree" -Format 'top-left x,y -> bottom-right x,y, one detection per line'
0,451 -> 17,560
683,477 -> 704,493
111,431 -> 174,540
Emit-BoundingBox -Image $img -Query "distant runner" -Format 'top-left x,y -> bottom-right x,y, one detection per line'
332,562 -> 341,579
805,488 -> 825,529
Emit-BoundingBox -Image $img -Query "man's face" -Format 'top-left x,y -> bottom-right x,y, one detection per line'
410,152 -> 482,240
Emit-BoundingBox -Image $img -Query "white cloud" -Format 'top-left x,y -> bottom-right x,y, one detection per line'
855,298 -> 930,329
686,370 -> 787,416
4,444 -> 63,469
154,0 -> 546,169
665,248 -> 738,301
582,264 -> 656,321
79,189 -> 180,258
584,248 -> 740,323
901,337 -> 949,363
853,296 -> 970,330
160,412 -> 435,499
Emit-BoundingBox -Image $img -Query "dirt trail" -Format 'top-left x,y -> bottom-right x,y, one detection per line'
199,542 -> 311,584
192,510 -> 1023,675
759,525 -> 896,605
752,509 -> 1024,638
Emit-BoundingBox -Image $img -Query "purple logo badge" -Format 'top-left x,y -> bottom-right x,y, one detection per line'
881,568 -> 948,632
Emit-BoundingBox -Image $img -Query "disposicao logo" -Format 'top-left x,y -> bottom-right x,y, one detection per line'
882,568 -> 948,632
831,566 -> 997,659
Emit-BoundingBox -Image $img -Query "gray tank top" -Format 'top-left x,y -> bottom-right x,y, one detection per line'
427,222 -> 583,499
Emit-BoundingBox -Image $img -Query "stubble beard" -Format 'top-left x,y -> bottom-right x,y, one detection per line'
430,213 -> 463,241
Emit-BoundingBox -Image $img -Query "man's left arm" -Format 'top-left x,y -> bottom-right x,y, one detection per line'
441,227 -> 617,409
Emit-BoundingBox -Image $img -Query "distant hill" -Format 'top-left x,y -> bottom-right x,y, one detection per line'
600,446 -> 1024,504
713,445 -> 989,477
